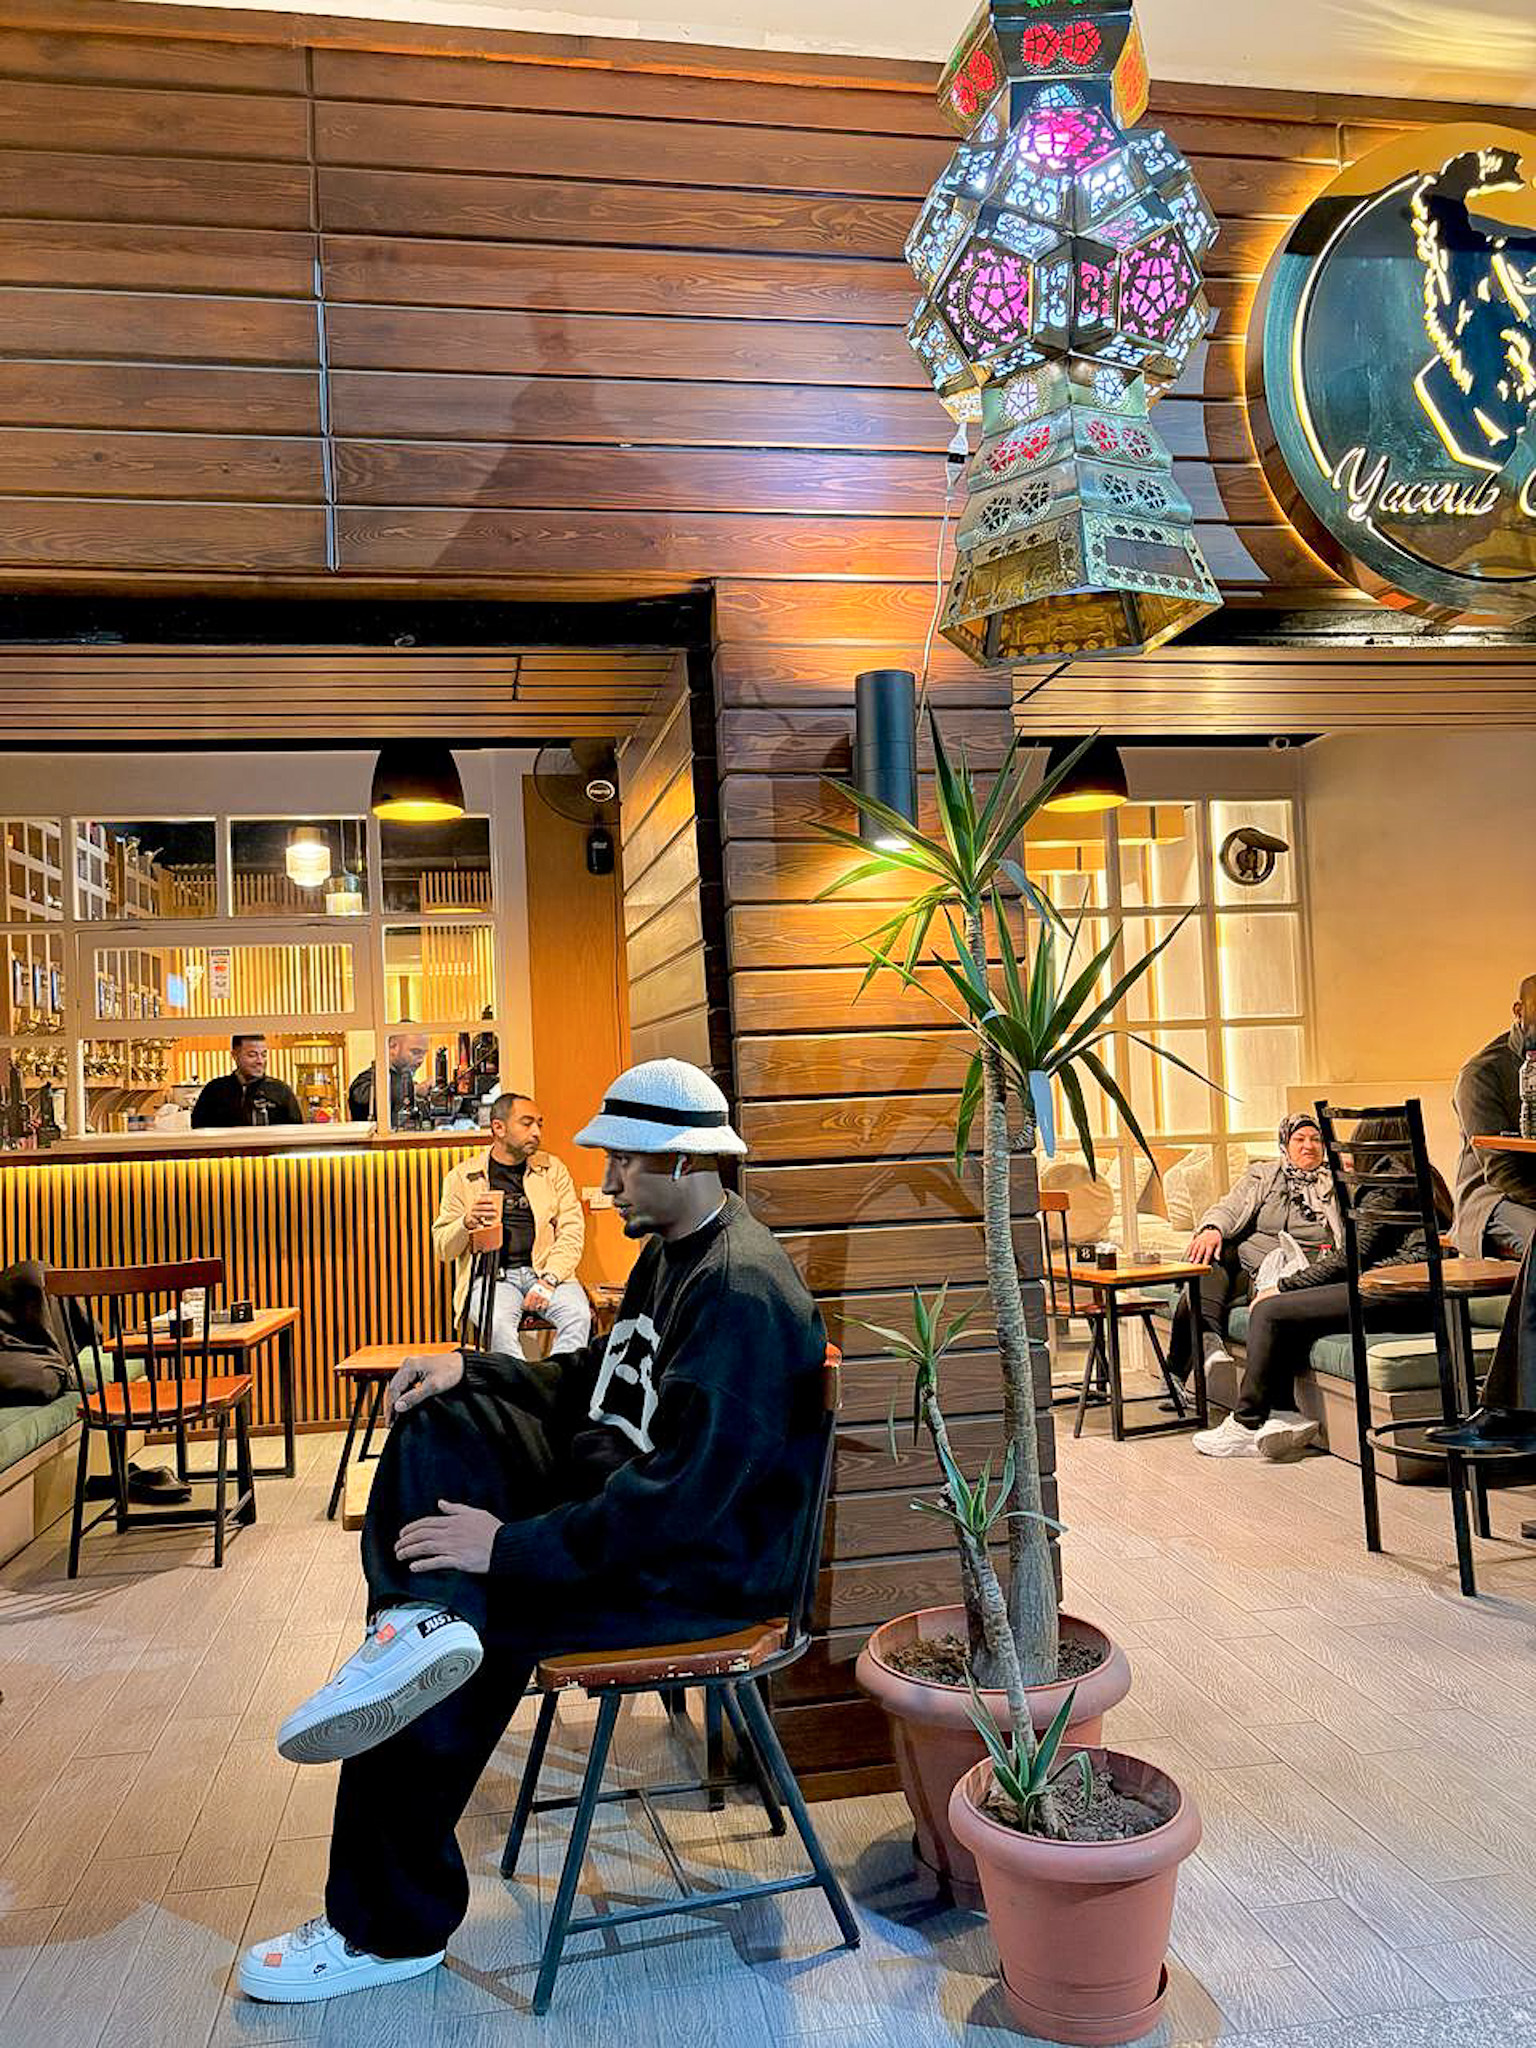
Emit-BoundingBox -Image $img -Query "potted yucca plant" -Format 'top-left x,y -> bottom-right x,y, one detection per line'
820,722 -> 1207,1903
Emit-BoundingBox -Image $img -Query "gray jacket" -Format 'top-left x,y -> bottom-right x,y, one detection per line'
1198,1158 -> 1340,1278
1453,1026 -> 1536,1255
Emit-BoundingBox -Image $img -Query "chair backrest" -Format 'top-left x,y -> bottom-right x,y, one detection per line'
783,1344 -> 842,1650
1314,1100 -> 1454,1396
45,1257 -> 225,1430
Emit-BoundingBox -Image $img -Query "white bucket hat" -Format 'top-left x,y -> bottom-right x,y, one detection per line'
575,1058 -> 747,1157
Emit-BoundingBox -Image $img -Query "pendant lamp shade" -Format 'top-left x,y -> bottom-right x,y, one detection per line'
370,742 -> 465,823
284,826 -> 331,889
854,670 -> 919,852
1042,737 -> 1128,814
324,871 -> 364,917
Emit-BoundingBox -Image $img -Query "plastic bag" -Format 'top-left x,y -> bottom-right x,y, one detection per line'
1253,1231 -> 1311,1296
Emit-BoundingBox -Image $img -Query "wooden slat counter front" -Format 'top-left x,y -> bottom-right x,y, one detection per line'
0,1126 -> 482,1434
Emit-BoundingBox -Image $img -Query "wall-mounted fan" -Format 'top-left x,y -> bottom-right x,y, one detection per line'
531,743 -> 620,874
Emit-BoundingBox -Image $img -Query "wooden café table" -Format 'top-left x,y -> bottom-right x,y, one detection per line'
124,1305 -> 299,1479
1048,1257 -> 1210,1441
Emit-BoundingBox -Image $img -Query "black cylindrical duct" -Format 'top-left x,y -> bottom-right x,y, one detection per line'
854,669 -> 918,851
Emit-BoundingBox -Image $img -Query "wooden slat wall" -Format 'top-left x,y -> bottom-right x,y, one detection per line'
0,5 -> 1467,610
0,1138 -> 479,1429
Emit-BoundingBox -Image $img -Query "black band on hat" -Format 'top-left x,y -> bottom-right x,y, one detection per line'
599,1094 -> 723,1129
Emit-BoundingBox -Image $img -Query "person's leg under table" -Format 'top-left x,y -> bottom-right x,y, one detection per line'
1168,1246 -> 1245,1379
1234,1282 -> 1437,1433
1486,1200 -> 1536,1259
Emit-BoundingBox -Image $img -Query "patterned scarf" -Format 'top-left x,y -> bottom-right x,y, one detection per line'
1276,1114 -> 1340,1244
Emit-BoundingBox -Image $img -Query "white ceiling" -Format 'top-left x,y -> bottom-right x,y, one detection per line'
137,0 -> 1536,106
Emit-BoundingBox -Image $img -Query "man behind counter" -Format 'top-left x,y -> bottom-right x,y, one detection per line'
190,1034 -> 304,1130
348,1030 -> 430,1126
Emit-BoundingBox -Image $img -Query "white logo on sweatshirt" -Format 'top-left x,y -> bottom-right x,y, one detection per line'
587,1313 -> 661,1451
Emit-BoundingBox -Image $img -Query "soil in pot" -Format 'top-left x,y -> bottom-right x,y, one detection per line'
982,1760 -> 1171,1843
887,1631 -> 1107,1689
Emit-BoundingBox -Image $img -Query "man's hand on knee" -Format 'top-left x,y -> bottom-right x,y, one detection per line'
395,1499 -> 502,1575
387,1350 -> 465,1420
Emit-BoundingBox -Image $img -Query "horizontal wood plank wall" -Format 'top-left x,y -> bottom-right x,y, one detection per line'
0,7 -> 1458,614
0,1140 -> 478,1429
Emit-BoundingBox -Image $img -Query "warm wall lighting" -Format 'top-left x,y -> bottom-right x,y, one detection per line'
285,827 -> 331,889
1042,737 -> 1128,813
370,742 -> 465,822
854,669 -> 919,851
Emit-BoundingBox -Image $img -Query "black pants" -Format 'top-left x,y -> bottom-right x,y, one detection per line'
1483,1239 -> 1536,1412
1233,1283 -> 1436,1428
1169,1246 -> 1248,1377
328,1373 -> 746,1958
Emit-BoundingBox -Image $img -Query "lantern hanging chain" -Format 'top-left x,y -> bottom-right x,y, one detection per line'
918,431 -> 969,713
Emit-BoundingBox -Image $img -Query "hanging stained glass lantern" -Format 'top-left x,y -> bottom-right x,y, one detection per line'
911,0 -> 1222,663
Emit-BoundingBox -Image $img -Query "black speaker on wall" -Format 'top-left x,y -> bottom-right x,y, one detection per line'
585,824 -> 615,875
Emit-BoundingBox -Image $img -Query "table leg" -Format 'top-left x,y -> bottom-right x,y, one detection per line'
358,1380 -> 387,1465
1451,1301 -> 1492,1541
1106,1302 -> 1125,1442
327,1379 -> 370,1522
278,1325 -> 296,1480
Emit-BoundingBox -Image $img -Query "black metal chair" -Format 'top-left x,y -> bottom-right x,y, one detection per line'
1316,1099 -> 1523,1598
45,1257 -> 255,1576
499,1343 -> 860,2016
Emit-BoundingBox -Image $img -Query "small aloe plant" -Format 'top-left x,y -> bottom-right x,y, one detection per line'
967,1680 -> 1094,1838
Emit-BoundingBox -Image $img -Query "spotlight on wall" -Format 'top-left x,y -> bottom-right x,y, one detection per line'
1041,737 -> 1129,816
854,669 -> 919,852
284,826 -> 331,889
370,742 -> 465,823
1219,825 -> 1289,888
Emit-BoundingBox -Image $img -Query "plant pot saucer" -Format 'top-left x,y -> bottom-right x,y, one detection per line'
1001,1963 -> 1169,2047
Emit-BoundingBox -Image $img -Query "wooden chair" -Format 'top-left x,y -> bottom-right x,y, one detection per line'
44,1258 -> 255,1577
500,1344 -> 860,2015
1317,1099 -> 1522,1598
1039,1197 -> 1182,1422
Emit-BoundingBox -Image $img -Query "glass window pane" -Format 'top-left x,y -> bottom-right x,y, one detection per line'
3,931 -> 64,1031
230,818 -> 369,918
89,941 -> 355,1022
1117,802 -> 1201,908
380,818 -> 492,916
1223,1024 -> 1306,1135
1211,800 -> 1297,907
75,820 -> 217,919
1122,914 -> 1207,1025
1125,1027 -> 1216,1136
384,923 -> 494,1026
3,817 -> 64,921
1217,912 -> 1302,1019
349,1027 -> 502,1129
1022,815 -> 1107,909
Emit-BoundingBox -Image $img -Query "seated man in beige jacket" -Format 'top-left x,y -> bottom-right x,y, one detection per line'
432,1093 -> 591,1358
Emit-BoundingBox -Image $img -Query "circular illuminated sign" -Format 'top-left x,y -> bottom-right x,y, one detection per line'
1248,124 -> 1536,621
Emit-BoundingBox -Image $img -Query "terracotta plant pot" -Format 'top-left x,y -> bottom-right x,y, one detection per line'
855,1605 -> 1131,1907
949,1751 -> 1201,2046
469,1221 -> 502,1255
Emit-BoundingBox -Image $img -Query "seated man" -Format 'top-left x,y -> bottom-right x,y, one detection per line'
240,1057 -> 828,2007
190,1034 -> 303,1129
1168,1115 -> 1340,1381
1452,975 -> 1536,1257
433,1091 -> 590,1357
1432,1236 -> 1536,1451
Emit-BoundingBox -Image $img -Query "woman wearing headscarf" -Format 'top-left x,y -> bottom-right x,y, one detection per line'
1167,1112 -> 1342,1386
1194,1118 -> 1449,1461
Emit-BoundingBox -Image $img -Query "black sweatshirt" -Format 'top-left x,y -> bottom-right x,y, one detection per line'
190,1072 -> 303,1129
1277,1178 -> 1433,1292
480,1194 -> 827,1629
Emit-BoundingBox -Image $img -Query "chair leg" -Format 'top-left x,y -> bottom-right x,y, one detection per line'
326,1380 -> 369,1521
358,1380 -> 387,1465
705,1685 -> 726,1812
532,1691 -> 621,2016
721,1681 -> 786,1837
67,1420 -> 92,1580
1072,1328 -> 1101,1440
107,1428 -> 131,1534
212,1409 -> 229,1568
735,1681 -> 859,1950
501,1689 -> 558,1879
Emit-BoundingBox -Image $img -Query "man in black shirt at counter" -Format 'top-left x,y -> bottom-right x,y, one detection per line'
347,1029 -> 430,1126
240,1057 -> 829,2008
190,1034 -> 303,1130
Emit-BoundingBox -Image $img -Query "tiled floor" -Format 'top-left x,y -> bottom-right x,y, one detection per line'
2,1356 -> 1535,2048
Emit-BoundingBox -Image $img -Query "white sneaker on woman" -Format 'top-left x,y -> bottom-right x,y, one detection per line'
1192,1414 -> 1262,1457
277,1604 -> 483,1764
1258,1411 -> 1321,1461
238,1914 -> 443,2004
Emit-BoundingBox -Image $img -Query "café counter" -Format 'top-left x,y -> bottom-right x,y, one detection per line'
0,1124 -> 488,1432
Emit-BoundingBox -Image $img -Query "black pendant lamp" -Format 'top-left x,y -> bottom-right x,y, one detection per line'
1041,737 -> 1128,816
370,741 -> 465,823
854,669 -> 919,852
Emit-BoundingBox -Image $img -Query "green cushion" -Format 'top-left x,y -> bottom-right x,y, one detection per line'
1467,1296 -> 1510,1331
1307,1327 -> 1501,1393
0,1389 -> 78,1469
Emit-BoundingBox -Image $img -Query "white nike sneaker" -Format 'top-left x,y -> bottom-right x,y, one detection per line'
1258,1410 -> 1321,1462
277,1604 -> 483,1764
238,1914 -> 443,2004
1192,1414 -> 1262,1458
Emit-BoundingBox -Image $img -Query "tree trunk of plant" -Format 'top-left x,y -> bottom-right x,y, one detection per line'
964,1508 -> 1064,1838
968,903 -> 1059,1689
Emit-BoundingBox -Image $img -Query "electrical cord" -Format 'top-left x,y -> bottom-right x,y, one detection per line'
918,424 -> 972,711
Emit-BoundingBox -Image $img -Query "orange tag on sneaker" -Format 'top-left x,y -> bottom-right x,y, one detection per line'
376,1624 -> 396,1644
263,1952 -> 283,1967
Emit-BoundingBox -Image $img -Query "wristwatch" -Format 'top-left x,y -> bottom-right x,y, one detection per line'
537,1272 -> 560,1291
